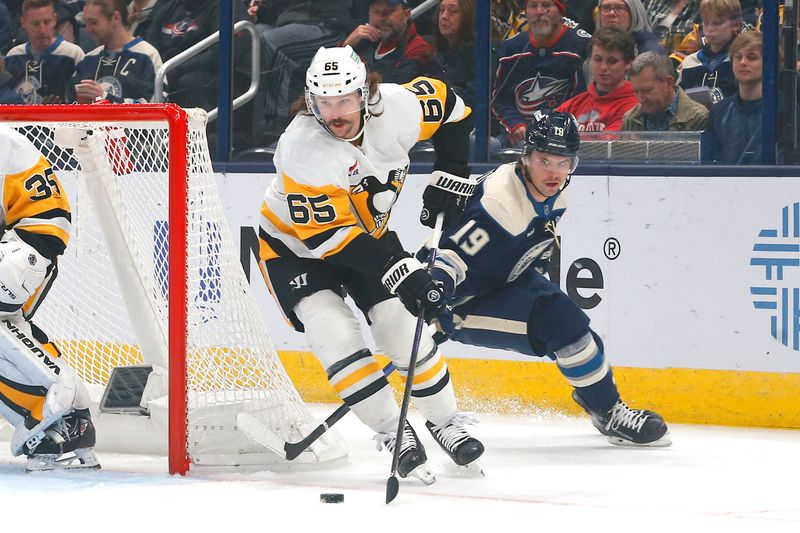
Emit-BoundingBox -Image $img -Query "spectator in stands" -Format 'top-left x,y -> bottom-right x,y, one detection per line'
622,50 -> 708,130
128,0 -> 159,37
253,1 -> 358,135
432,0 -> 475,107
597,0 -> 666,55
5,0 -> 85,104
343,0 -> 435,84
0,56 -> 25,103
146,0 -> 249,110
677,0 -> 742,105
565,0 -> 598,33
702,31 -> 762,164
558,28 -> 638,131
0,1 -> 14,54
491,0 -> 527,43
491,0 -> 591,147
641,0 -> 700,54
70,0 -> 162,103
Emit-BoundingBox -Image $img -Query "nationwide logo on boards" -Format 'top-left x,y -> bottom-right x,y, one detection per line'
749,202 -> 800,351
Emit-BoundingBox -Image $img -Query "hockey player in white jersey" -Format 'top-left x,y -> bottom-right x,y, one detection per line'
421,110 -> 671,447
0,125 -> 100,471
258,46 -> 484,482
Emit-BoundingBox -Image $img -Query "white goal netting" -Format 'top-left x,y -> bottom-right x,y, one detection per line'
1,105 -> 343,472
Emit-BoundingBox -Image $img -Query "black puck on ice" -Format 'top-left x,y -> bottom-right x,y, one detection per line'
320,493 -> 344,503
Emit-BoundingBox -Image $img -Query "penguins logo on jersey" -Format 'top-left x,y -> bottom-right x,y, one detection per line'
350,168 -> 407,230
516,73 -> 570,114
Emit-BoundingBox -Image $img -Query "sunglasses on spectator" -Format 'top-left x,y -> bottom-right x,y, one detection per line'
600,4 -> 630,14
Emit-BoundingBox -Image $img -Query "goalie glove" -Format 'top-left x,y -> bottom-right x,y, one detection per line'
420,168 -> 478,228
381,253 -> 445,322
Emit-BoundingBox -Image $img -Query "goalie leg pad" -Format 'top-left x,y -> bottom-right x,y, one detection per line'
369,299 -> 456,426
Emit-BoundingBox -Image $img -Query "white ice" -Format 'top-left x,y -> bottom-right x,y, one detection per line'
1,407 -> 798,533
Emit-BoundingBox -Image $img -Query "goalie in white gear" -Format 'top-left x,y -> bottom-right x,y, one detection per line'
258,46 -> 484,482
0,124 -> 99,471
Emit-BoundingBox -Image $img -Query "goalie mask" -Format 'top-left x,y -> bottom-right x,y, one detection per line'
305,46 -> 370,142
521,110 -> 581,191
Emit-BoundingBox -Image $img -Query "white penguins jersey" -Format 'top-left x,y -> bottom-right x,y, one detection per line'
259,77 -> 470,262
0,125 -> 71,261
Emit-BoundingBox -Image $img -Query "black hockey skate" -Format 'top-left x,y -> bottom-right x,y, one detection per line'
26,409 -> 101,471
375,421 -> 435,484
573,392 -> 671,447
426,413 -> 485,467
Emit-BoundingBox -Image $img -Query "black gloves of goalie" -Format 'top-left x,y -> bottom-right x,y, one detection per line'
381,253 -> 446,321
420,168 -> 479,228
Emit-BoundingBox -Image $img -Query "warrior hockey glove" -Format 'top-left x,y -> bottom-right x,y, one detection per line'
381,253 -> 446,322
420,169 -> 478,228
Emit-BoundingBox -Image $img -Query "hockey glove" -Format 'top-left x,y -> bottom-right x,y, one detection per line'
420,170 -> 479,228
381,253 -> 445,322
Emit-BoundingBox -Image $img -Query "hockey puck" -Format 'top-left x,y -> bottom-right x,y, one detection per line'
320,493 -> 344,503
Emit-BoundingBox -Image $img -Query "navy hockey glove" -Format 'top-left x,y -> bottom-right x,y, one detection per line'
381,253 -> 445,321
420,170 -> 479,228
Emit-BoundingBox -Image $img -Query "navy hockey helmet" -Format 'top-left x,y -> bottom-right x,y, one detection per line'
521,110 -> 581,159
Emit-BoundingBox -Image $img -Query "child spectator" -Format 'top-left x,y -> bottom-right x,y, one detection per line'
701,31 -> 762,164
558,28 -> 638,131
677,0 -> 742,104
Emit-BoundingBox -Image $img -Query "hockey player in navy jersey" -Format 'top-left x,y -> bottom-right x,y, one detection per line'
421,110 -> 671,447
5,0 -> 85,104
69,0 -> 162,104
491,0 -> 591,147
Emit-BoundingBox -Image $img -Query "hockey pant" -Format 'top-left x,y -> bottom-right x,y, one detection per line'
445,270 -> 620,411
294,290 -> 457,434
0,313 -> 91,455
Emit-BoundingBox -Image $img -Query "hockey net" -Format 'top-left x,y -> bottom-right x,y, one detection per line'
0,104 -> 344,473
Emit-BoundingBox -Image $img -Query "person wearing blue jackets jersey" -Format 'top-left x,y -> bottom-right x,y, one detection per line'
491,0 -> 591,147
420,110 -> 671,447
69,0 -> 162,104
5,0 -> 85,104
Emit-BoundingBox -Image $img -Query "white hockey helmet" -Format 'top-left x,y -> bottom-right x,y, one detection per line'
305,45 -> 371,141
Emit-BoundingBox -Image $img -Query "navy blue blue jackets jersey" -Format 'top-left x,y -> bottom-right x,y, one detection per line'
492,24 -> 590,133
678,42 -> 736,103
425,163 -> 566,302
69,37 -> 162,103
5,36 -> 85,103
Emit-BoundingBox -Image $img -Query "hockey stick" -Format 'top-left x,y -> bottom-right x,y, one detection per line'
237,361 -> 396,460
386,212 -> 445,504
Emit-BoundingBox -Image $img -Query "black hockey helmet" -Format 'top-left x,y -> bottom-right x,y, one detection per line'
521,110 -> 581,159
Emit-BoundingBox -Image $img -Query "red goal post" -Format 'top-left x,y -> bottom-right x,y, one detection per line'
0,104 -> 344,474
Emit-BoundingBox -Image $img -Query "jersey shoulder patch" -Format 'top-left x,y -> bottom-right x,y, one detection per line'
479,164 -> 537,236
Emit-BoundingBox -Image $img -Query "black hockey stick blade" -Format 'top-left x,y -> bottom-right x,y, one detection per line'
386,474 -> 400,503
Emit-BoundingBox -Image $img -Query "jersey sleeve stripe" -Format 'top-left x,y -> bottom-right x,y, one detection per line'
12,224 -> 70,248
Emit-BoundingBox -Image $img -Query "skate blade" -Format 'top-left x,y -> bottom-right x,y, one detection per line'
444,460 -> 485,477
607,433 -> 672,448
408,463 -> 436,485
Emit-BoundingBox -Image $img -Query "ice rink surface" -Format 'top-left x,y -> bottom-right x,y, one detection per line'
1,406 -> 798,533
